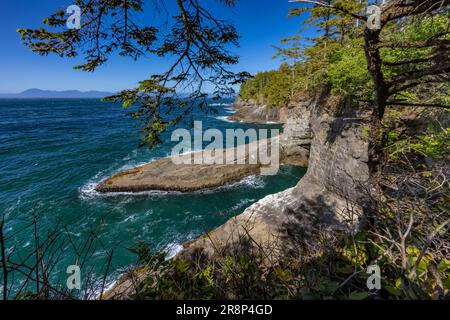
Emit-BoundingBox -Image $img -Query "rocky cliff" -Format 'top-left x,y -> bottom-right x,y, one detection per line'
180,93 -> 371,261
229,96 -> 312,167
229,98 -> 281,123
279,97 -> 313,167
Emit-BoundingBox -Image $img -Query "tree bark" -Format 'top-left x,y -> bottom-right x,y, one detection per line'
364,28 -> 389,120
363,28 -> 389,173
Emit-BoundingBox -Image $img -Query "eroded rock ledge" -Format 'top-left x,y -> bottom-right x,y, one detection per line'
96,140 -> 264,193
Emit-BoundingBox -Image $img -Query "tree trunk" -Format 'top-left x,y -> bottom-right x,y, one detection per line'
364,28 -> 389,120
368,115 -> 386,174
364,28 -> 389,173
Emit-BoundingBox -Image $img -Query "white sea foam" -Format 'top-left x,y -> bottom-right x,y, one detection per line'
89,271 -> 124,300
224,106 -> 236,114
215,115 -> 236,123
192,175 -> 265,195
90,241 -> 183,300
235,175 -> 265,189
79,174 -> 106,200
79,158 -> 157,199
22,241 -> 31,248
165,243 -> 184,259
209,102 -> 232,107
122,214 -> 138,223
122,149 -> 138,161
230,198 -> 256,212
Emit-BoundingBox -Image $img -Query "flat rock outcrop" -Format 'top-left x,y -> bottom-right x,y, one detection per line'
96,158 -> 261,193
96,138 -> 279,193
97,96 -> 312,194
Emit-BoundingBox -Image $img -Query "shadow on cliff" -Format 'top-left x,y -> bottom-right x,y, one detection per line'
325,104 -> 362,144
278,194 -> 352,257
183,194 -> 351,260
169,194 -> 355,299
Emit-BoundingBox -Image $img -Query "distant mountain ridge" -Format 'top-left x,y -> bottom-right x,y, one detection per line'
0,89 -> 114,98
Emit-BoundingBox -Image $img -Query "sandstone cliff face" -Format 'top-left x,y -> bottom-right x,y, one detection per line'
229,98 -> 281,123
180,94 -> 371,260
230,96 -> 312,167
306,97 -> 371,204
279,98 -> 313,167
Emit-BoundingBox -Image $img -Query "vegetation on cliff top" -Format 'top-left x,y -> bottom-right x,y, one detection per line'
240,3 -> 449,112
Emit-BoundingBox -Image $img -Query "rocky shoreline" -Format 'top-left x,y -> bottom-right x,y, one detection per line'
96,99 -> 311,193
179,94 -> 371,260
102,93 -> 371,299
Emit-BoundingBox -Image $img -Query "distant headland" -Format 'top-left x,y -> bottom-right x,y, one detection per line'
0,89 -> 114,99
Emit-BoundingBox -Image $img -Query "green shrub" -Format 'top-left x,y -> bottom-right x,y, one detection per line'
387,128 -> 449,161
411,128 -> 450,159
328,46 -> 372,100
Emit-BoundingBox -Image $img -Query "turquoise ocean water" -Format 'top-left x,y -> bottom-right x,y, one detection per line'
0,98 -> 305,294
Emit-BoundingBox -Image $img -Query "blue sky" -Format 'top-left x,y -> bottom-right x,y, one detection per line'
0,0 -> 312,93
